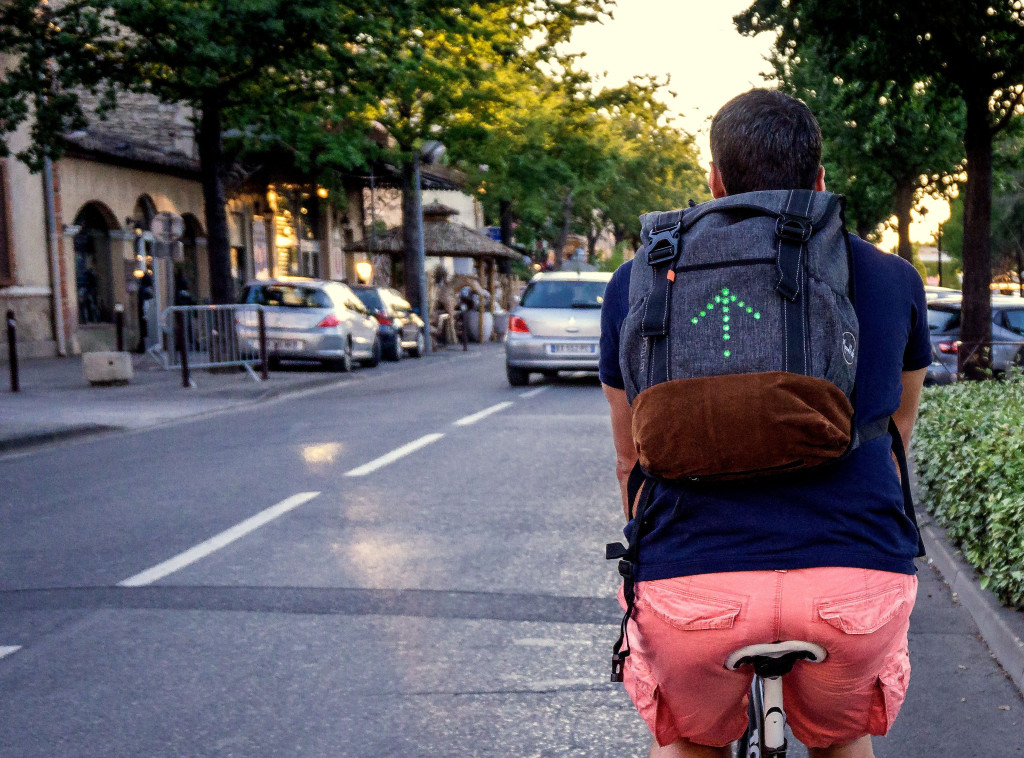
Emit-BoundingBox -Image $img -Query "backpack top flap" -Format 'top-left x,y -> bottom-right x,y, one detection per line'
620,190 -> 856,405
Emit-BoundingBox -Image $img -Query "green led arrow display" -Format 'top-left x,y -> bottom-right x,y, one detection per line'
690,287 -> 761,358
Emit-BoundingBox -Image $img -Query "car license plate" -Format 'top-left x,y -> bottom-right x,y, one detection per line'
548,343 -> 596,355
271,340 -> 303,351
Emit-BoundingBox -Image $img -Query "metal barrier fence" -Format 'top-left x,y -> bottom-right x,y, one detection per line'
151,304 -> 268,386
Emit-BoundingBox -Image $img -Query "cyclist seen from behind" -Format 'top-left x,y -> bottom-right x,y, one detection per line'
600,89 -> 930,758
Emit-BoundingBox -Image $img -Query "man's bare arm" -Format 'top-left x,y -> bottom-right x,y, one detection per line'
603,384 -> 638,519
893,368 -> 927,453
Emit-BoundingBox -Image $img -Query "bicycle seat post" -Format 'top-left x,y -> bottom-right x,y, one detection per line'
761,675 -> 786,751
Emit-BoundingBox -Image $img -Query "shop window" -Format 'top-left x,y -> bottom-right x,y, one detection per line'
0,161 -> 13,286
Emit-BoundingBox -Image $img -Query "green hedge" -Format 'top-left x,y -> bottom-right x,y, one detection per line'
913,375 -> 1024,608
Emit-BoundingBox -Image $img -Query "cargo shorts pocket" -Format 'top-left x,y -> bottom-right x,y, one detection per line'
867,644 -> 911,735
815,584 -> 908,635
623,645 -> 678,746
636,582 -> 743,632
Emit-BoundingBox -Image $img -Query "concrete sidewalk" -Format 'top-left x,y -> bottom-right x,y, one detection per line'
0,346 -> 489,453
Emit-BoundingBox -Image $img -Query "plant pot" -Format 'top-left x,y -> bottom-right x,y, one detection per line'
467,311 -> 494,342
493,312 -> 509,338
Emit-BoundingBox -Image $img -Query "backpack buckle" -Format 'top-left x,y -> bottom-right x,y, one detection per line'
611,649 -> 629,682
646,224 -> 681,265
775,215 -> 813,243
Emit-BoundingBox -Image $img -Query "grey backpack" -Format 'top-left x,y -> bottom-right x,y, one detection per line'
618,189 -> 884,482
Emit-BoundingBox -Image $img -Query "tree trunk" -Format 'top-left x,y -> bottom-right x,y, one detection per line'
197,97 -> 233,304
894,179 -> 914,264
612,225 -> 627,247
553,189 -> 573,265
958,93 -> 994,379
401,155 -> 429,339
587,228 -> 598,259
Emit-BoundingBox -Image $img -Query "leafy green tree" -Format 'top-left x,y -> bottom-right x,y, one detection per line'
0,0 -> 116,169
737,0 -> 1024,375
771,47 -> 964,252
356,1 -> 611,317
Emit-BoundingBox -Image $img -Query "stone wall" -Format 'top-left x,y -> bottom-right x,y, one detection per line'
75,88 -> 197,159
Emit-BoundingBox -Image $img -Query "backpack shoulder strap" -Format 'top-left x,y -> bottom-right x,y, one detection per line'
888,418 -> 927,558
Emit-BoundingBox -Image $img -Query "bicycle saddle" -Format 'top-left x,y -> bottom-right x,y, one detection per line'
725,641 -> 827,678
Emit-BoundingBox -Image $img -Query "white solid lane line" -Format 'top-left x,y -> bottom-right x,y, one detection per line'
519,386 -> 549,399
343,433 -> 445,477
0,646 -> 21,660
453,401 -> 514,427
118,492 -> 321,587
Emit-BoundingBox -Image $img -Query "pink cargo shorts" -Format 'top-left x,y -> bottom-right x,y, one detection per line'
618,567 -> 917,749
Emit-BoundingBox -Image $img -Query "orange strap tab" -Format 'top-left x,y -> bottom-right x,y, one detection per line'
666,269 -> 676,282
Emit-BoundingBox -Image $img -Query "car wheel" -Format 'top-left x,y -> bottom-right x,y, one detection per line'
327,340 -> 353,372
410,329 -> 425,358
268,356 -> 281,371
507,364 -> 530,387
363,338 -> 382,368
386,336 -> 403,362
541,370 -> 558,381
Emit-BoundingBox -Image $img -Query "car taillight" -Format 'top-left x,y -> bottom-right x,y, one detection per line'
374,313 -> 392,326
509,315 -> 530,333
317,314 -> 341,328
938,341 -> 958,354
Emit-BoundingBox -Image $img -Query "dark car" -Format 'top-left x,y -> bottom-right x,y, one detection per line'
926,294 -> 1024,384
350,284 -> 426,361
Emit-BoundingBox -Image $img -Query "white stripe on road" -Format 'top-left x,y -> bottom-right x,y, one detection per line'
0,646 -> 21,660
519,386 -> 549,399
118,492 -> 321,587
343,433 -> 445,477
453,402 -> 514,427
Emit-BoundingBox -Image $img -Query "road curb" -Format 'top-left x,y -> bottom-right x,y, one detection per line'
920,523 -> 1024,694
0,424 -> 118,454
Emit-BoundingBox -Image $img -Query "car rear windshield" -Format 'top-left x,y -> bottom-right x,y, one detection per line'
352,287 -> 385,312
927,305 -> 960,333
520,280 -> 607,309
240,285 -> 332,309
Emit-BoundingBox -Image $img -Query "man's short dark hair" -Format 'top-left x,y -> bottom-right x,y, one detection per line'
710,89 -> 822,195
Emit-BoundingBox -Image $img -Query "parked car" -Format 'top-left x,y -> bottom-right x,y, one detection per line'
924,285 -> 961,301
349,284 -> 426,360
237,279 -> 381,370
504,270 -> 612,386
926,294 -> 1024,384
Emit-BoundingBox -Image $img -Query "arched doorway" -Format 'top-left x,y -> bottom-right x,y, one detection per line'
72,202 -> 118,324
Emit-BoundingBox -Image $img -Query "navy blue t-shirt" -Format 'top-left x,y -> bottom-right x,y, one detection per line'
599,235 -> 931,580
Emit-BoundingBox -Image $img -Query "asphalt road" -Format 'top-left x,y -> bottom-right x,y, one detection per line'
1,345 -> 1021,757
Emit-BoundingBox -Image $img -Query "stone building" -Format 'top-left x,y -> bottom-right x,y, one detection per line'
0,74 -> 369,362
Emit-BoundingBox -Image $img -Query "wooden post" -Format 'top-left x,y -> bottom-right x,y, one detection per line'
476,258 -> 485,343
487,258 -> 496,341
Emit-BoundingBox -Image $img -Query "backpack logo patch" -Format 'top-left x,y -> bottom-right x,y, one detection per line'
842,332 -> 857,365
690,287 -> 761,358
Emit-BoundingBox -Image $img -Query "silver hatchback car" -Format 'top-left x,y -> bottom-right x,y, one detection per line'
237,279 -> 381,370
505,271 -> 613,386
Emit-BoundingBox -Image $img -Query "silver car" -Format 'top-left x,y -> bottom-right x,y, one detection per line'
237,279 -> 381,370
504,271 -> 612,386
926,294 -> 1024,384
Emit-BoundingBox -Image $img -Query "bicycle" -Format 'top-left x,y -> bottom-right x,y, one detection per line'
726,640 -> 827,758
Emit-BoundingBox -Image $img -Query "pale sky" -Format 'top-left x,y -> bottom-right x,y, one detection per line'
566,1 -> 947,249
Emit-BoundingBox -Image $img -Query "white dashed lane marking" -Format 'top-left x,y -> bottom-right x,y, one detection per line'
118,492 -> 321,587
343,433 -> 446,477
453,402 -> 514,427
519,386 -> 549,399
0,646 -> 21,660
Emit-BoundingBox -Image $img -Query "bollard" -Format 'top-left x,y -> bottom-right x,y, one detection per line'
114,304 -> 125,352
6,309 -> 18,393
257,307 -> 269,381
460,306 -> 469,352
174,309 -> 191,388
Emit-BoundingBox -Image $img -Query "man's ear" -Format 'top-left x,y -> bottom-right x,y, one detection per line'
815,165 -> 826,192
709,162 -> 727,199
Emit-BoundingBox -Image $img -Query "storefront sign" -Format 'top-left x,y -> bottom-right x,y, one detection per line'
252,218 -> 269,280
